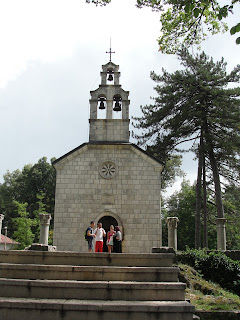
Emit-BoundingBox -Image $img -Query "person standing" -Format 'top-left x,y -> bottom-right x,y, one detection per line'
106,225 -> 116,253
94,222 -> 106,253
114,226 -> 122,253
86,221 -> 96,252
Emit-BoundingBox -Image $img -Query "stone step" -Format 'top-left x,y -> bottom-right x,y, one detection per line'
0,297 -> 195,320
0,263 -> 179,282
0,278 -> 186,301
0,250 -> 174,267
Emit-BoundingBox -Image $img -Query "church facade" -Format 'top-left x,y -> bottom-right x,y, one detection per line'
53,60 -> 163,253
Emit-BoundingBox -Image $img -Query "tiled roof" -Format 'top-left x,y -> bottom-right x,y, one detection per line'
0,234 -> 19,244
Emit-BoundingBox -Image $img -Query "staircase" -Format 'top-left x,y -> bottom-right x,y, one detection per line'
0,250 -> 195,320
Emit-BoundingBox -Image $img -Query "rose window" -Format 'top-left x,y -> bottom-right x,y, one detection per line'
99,161 -> 117,179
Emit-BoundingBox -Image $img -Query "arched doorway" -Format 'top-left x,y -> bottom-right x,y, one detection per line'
98,216 -> 118,252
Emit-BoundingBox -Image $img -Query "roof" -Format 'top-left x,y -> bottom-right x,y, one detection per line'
52,142 -> 164,171
0,234 -> 19,244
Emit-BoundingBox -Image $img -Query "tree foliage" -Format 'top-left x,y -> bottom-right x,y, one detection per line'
133,48 -> 240,224
222,184 -> 240,249
12,201 -> 35,250
0,157 -> 56,237
178,249 -> 240,295
87,0 -> 240,52
162,180 -> 218,250
163,180 -> 196,250
146,144 -> 184,190
164,181 -> 240,250
136,0 -> 240,52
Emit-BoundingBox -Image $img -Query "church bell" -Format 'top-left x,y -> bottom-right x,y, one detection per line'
99,97 -> 106,110
107,71 -> 113,82
113,100 -> 121,112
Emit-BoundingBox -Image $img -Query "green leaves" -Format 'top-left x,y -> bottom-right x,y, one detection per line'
218,5 -> 229,19
0,157 -> 56,238
230,23 -> 240,45
194,8 -> 201,18
87,0 -> 240,50
230,23 -> 240,35
12,201 -> 35,249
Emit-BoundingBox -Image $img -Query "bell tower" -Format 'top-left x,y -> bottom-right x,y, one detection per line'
89,54 -> 130,142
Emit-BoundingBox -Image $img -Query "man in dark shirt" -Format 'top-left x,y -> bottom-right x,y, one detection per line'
86,221 -> 95,252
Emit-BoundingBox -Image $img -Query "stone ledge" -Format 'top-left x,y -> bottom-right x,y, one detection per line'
195,310 -> 240,320
0,278 -> 186,290
0,279 -> 186,301
0,251 -> 175,267
24,244 -> 57,252
0,297 -> 195,313
152,247 -> 176,254
0,263 -> 180,282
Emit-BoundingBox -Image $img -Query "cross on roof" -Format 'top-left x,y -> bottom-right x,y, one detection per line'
106,40 -> 115,62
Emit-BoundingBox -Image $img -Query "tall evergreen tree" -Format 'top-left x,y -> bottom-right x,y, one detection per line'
133,48 -> 240,246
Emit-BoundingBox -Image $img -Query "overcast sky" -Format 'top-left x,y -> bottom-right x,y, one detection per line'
0,0 -> 239,196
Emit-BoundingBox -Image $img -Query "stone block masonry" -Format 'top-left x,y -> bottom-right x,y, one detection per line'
53,143 -> 162,253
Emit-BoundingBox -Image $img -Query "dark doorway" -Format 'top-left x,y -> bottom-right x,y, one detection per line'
98,216 -> 118,252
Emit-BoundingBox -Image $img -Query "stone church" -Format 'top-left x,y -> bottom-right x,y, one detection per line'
53,59 -> 163,253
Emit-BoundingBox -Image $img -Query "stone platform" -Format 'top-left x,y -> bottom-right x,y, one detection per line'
0,250 -> 195,320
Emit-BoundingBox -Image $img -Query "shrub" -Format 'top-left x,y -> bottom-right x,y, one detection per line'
178,248 -> 240,295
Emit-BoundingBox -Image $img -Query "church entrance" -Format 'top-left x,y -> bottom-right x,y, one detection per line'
98,216 -> 118,252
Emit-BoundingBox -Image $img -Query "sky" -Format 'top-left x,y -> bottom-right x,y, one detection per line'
0,0 -> 239,196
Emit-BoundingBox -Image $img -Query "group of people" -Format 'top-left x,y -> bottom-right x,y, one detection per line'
86,221 -> 122,253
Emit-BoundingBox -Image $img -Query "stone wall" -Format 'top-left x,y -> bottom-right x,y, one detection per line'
89,119 -> 130,142
53,143 -> 162,253
222,251 -> 240,261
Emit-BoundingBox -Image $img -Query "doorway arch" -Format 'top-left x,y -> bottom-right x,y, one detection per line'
96,211 -> 123,252
99,216 -> 118,252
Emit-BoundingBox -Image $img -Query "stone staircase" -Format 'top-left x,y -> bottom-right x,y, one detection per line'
0,250 -> 195,320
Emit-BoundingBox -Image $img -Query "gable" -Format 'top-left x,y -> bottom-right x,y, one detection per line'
53,143 -> 163,172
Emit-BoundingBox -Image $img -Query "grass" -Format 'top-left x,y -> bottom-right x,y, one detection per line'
178,263 -> 240,311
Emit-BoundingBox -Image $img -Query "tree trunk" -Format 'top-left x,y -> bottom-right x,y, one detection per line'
204,120 -> 224,219
195,134 -> 203,249
208,146 -> 224,218
202,154 -> 208,248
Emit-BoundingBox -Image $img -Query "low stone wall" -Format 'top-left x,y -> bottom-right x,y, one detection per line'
223,251 -> 240,262
195,311 -> 240,320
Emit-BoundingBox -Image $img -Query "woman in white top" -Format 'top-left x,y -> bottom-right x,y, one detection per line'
107,225 -> 116,253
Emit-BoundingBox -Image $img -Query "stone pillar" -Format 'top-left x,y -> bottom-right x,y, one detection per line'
216,218 -> 227,250
166,217 -> 179,251
0,214 -> 4,237
106,100 -> 113,119
39,213 -> 51,245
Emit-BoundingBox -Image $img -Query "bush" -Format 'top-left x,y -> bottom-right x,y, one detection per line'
178,248 -> 240,295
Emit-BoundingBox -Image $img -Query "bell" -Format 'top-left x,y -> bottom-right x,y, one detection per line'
107,72 -> 113,81
113,101 -> 121,112
99,100 -> 105,110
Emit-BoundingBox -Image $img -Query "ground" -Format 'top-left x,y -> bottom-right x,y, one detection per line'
178,264 -> 240,311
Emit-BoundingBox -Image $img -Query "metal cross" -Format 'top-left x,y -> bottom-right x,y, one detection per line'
106,40 -> 115,62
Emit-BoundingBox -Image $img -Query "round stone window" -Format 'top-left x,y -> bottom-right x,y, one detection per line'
99,161 -> 117,179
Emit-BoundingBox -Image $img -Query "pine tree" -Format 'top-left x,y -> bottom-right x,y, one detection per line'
133,48 -> 240,247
